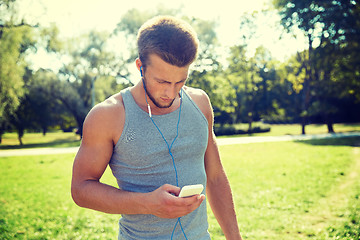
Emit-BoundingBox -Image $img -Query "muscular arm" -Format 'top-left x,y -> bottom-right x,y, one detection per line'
189,88 -> 243,239
71,97 -> 204,218
71,101 -> 145,214
205,132 -> 243,240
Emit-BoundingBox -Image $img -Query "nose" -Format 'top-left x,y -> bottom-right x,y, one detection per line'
165,84 -> 178,99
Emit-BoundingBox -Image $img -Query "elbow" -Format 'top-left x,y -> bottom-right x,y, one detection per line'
71,182 -> 85,208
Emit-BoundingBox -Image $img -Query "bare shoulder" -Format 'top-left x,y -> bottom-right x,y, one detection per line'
83,92 -> 125,145
183,86 -> 212,120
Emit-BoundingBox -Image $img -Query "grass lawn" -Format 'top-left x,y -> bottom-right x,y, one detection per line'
0,131 -> 80,149
1,137 -> 360,239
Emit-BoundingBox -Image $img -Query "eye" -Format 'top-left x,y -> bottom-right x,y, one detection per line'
156,79 -> 169,84
177,80 -> 186,85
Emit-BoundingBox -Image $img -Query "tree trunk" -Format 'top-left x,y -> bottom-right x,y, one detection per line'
248,119 -> 252,134
327,123 -> 334,133
18,136 -> 23,146
74,114 -> 85,138
301,119 -> 306,135
42,126 -> 47,136
325,114 -> 335,133
0,123 -> 5,144
17,128 -> 24,146
248,109 -> 253,134
301,35 -> 314,136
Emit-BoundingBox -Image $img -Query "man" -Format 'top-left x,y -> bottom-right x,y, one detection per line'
71,16 -> 243,240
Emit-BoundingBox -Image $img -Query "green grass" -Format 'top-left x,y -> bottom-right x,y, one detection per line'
1,137 -> 360,239
218,136 -> 360,239
0,131 -> 80,149
0,153 -> 118,239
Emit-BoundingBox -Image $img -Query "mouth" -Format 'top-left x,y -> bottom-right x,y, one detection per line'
157,97 -> 175,108
160,97 -> 173,103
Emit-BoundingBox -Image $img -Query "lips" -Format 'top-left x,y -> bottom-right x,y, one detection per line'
160,97 -> 173,102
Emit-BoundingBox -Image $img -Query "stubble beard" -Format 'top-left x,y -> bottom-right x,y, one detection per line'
144,85 -> 175,109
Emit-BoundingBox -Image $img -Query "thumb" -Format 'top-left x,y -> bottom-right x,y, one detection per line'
162,184 -> 181,196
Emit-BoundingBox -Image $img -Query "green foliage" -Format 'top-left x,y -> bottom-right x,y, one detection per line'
225,42 -> 286,126
0,0 -> 38,142
0,25 -> 29,118
114,8 -> 153,36
39,23 -> 63,53
55,30 -> 133,136
273,0 -> 360,133
274,0 -> 359,45
214,122 -> 270,136
1,3 -> 360,141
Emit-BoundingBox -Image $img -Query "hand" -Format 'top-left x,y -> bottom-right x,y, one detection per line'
145,184 -> 205,219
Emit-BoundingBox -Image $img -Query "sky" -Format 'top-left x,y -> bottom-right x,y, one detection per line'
17,0 -> 307,70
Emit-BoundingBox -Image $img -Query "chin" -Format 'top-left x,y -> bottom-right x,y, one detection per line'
157,102 -> 173,109
153,98 -> 175,109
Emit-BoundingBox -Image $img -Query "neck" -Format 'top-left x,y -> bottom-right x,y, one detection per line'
133,81 -> 182,116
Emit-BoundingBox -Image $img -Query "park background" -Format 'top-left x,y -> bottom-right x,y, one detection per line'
1,0 -> 360,239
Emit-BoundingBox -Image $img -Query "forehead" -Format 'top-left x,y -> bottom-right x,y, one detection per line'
146,54 -> 189,81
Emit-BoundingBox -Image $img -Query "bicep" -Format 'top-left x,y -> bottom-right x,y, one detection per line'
187,88 -> 225,180
73,143 -> 113,182
204,129 -> 224,182
200,93 -> 224,181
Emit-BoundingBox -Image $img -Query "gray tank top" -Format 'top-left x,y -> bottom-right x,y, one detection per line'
109,87 -> 211,240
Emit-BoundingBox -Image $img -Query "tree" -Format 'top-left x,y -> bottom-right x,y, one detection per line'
226,44 -> 251,124
186,18 -> 228,119
29,69 -> 68,134
224,11 -> 275,129
226,44 -> 281,131
276,52 -> 306,124
56,31 -> 125,137
274,0 -> 360,133
0,0 -> 37,142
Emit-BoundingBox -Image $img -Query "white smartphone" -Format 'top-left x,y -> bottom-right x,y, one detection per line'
178,184 -> 204,198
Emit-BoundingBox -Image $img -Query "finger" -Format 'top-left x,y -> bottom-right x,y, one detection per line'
197,194 -> 205,201
176,194 -> 204,207
182,195 -> 206,215
162,184 -> 181,195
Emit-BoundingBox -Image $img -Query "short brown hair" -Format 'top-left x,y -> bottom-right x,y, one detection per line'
137,16 -> 199,68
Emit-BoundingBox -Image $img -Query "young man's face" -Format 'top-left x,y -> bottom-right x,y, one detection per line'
141,54 -> 189,109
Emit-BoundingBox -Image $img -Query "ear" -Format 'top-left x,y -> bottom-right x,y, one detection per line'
135,58 -> 142,71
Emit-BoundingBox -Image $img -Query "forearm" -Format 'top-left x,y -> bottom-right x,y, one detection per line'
207,173 -> 243,240
71,180 -> 149,215
71,181 -> 205,219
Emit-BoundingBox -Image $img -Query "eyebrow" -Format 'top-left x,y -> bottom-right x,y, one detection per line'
154,77 -> 187,83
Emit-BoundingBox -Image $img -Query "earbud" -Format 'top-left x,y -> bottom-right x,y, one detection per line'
140,65 -> 151,117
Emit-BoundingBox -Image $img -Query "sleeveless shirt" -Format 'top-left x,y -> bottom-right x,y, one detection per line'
109,87 -> 211,240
